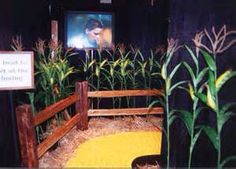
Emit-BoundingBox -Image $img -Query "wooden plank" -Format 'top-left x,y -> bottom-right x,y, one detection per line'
88,89 -> 163,98
75,82 -> 80,130
78,81 -> 88,130
15,105 -> 38,167
88,107 -> 163,116
34,93 -> 79,126
37,113 -> 81,158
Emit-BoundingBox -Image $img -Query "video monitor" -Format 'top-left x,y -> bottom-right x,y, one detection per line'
65,11 -> 114,49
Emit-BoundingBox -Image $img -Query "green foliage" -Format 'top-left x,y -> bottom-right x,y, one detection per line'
153,39 -> 185,169
26,40 -> 77,143
33,41 -> 77,109
181,46 -> 207,169
198,49 -> 236,168
80,45 -> 163,108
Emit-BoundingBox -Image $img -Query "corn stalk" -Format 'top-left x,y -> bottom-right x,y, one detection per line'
181,45 -> 209,169
193,25 -> 236,168
160,39 -> 186,169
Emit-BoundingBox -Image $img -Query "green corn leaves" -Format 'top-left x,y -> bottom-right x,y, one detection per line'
179,110 -> 193,135
185,45 -> 198,69
81,47 -> 163,108
198,49 -> 236,169
183,62 -> 196,85
200,49 -> 217,71
201,125 -> 219,151
190,130 -> 202,153
196,68 -> 208,85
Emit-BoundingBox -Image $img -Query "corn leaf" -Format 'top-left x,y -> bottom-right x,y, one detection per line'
196,67 -> 209,85
188,83 -> 195,100
169,63 -> 182,80
141,61 -> 147,77
88,59 -> 96,69
104,49 -> 112,58
124,50 -> 131,59
137,49 -> 144,61
201,125 -> 219,151
216,70 -> 236,92
169,81 -> 187,95
166,48 -> 175,66
148,100 -> 160,108
169,114 -> 178,126
183,62 -> 196,85
161,63 -> 167,80
220,103 -> 236,114
218,111 -> 234,133
154,60 -> 161,69
95,65 -> 99,77
185,45 -> 198,67
208,71 -> 216,96
179,110 -> 193,135
190,129 -> 202,152
100,59 -> 107,68
196,92 -> 207,104
220,156 -> 236,168
200,49 -> 216,71
207,85 -> 217,111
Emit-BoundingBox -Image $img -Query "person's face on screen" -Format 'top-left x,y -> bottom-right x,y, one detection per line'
86,28 -> 103,42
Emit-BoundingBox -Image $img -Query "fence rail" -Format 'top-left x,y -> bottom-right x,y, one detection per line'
88,107 -> 163,116
34,93 -> 80,126
15,81 -> 163,167
88,89 -> 163,98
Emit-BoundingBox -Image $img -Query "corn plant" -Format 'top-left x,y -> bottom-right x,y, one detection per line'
118,50 -> 133,107
33,40 -> 77,141
180,44 -> 209,169
35,49 -> 75,107
102,57 -> 120,108
80,44 -> 163,109
196,49 -> 236,168
158,39 -> 186,169
192,25 -> 236,168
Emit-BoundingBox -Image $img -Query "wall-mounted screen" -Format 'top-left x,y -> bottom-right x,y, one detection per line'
65,11 -> 114,49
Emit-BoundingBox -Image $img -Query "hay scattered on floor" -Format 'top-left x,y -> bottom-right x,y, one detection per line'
39,115 -> 162,168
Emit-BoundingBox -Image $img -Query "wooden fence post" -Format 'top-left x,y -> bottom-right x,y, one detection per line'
75,81 -> 80,129
15,104 -> 38,168
76,81 -> 88,130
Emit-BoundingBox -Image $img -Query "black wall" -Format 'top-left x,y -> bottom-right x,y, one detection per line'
166,0 -> 236,167
53,0 -> 169,50
0,0 -> 169,50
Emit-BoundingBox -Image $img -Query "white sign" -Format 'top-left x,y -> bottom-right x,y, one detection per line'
0,51 -> 34,90
100,0 -> 112,4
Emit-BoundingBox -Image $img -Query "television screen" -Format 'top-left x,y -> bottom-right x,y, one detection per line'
65,11 -> 114,49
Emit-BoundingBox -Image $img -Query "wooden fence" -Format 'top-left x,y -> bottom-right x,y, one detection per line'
15,81 -> 163,167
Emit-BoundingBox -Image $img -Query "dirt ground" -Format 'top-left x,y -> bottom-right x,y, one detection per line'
39,115 -> 162,168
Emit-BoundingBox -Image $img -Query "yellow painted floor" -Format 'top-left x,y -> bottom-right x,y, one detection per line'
65,131 -> 162,168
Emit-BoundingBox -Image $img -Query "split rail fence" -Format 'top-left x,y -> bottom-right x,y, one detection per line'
15,81 -> 163,167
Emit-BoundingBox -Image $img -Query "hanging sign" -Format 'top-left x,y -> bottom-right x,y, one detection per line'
100,0 -> 112,4
0,51 -> 34,90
